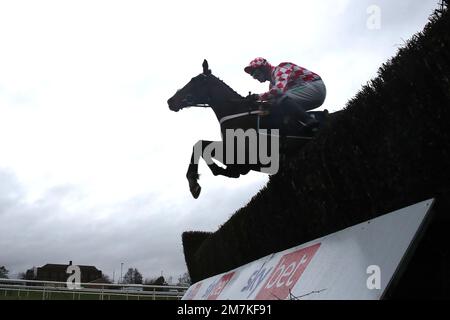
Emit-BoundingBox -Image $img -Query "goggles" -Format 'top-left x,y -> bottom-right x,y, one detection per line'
251,68 -> 264,78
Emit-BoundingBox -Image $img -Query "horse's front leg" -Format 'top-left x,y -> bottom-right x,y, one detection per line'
186,140 -> 244,199
186,140 -> 217,199
202,141 -> 245,179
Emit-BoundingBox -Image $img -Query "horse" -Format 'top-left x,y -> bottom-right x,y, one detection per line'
167,60 -> 331,199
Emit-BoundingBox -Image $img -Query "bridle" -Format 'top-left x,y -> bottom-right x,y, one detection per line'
180,73 -> 269,127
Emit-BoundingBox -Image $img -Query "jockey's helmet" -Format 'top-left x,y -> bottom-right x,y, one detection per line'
244,57 -> 270,75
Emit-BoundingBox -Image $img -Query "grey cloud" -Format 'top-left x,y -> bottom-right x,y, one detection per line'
0,168 -> 265,280
0,169 -> 25,214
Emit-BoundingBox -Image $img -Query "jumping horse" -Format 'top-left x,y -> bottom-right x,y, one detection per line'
167,60 -> 331,199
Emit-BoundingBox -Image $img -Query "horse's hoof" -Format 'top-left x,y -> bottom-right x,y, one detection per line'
190,184 -> 201,199
188,179 -> 201,199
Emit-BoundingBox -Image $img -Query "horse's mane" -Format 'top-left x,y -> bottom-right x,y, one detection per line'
209,74 -> 243,98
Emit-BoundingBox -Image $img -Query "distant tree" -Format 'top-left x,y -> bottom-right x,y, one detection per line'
177,272 -> 191,286
99,274 -> 112,284
122,268 -> 143,284
18,272 -> 27,280
143,275 -> 167,291
154,276 -> 166,286
0,266 -> 9,279
25,268 -> 36,280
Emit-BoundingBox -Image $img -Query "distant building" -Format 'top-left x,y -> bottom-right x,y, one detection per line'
26,261 -> 102,284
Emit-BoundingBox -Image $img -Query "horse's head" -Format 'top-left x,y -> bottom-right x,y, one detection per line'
167,60 -> 214,112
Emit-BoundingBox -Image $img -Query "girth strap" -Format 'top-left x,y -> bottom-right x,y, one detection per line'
219,110 -> 266,125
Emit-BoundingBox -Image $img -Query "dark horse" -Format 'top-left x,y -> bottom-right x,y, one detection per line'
168,60 -> 331,199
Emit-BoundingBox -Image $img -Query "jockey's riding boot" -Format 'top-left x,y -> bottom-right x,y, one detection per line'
281,96 -> 317,128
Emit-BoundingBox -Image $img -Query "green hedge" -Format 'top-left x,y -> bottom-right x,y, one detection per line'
183,1 -> 450,285
181,231 -> 212,282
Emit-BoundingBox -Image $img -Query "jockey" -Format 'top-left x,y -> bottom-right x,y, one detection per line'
244,57 -> 326,130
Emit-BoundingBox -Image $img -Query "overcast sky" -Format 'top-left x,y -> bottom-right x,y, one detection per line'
0,0 -> 439,282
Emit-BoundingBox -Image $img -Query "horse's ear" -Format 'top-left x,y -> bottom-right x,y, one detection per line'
202,59 -> 211,75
